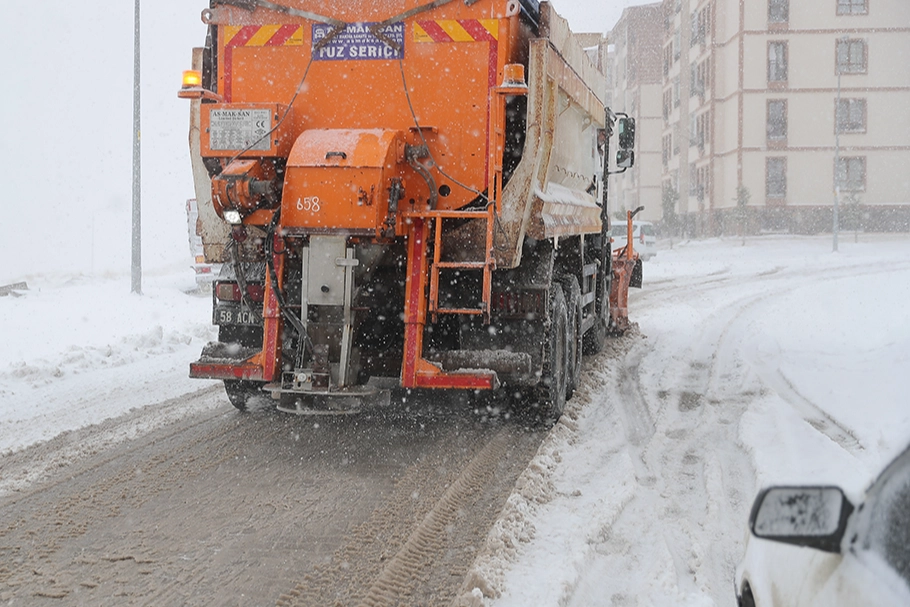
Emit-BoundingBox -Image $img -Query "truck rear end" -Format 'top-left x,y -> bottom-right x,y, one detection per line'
180,0 -> 636,422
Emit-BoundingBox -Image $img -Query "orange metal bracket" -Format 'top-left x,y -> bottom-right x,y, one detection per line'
488,75 -> 529,214
257,233 -> 285,382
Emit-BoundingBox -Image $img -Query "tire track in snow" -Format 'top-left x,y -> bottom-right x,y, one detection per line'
594,257 -> 910,603
356,430 -> 515,607
744,359 -> 864,454
640,260 -> 910,456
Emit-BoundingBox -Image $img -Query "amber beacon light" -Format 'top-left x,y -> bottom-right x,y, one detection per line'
178,69 -> 222,101
182,70 -> 202,88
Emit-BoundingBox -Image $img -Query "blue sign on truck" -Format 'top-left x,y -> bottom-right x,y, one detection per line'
312,22 -> 405,61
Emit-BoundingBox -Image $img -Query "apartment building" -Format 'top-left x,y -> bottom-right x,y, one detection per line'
577,32 -> 612,107
636,0 -> 910,235
604,4 -> 665,224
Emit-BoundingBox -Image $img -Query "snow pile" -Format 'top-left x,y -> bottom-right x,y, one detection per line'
0,270 -> 219,455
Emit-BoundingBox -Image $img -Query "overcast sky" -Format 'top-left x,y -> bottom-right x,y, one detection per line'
553,0 -> 656,34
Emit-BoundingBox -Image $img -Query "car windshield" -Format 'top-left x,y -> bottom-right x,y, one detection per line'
861,447 -> 910,587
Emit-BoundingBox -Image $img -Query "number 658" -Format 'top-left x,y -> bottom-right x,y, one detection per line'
296,196 -> 321,212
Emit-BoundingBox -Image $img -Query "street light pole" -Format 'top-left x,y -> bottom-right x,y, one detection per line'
832,36 -> 848,253
131,0 -> 142,294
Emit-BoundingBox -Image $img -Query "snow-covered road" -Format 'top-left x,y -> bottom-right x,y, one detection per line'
463,234 -> 910,606
2,235 -> 909,606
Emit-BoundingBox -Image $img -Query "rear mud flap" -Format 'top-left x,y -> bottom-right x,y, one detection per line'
630,258 -> 643,289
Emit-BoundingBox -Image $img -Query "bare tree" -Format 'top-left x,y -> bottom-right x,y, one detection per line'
735,185 -> 751,246
662,183 -> 679,248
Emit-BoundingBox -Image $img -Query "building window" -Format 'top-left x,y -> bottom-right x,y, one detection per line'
673,76 -> 680,107
836,98 -> 867,133
694,112 -> 709,150
835,157 -> 866,191
698,5 -> 711,43
691,59 -> 709,97
837,0 -> 868,15
697,166 -> 709,202
767,100 -> 788,140
691,6 -> 710,44
768,41 -> 788,83
766,157 -> 787,198
769,0 -> 789,23
674,29 -> 681,60
836,38 -> 867,73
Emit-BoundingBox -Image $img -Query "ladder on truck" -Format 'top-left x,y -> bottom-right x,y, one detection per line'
400,205 -> 497,390
427,206 -> 495,323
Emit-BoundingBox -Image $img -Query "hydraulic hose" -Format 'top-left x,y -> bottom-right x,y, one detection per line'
264,209 -> 314,368
227,238 -> 263,325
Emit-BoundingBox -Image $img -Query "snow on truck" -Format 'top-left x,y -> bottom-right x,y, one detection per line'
178,0 -> 639,422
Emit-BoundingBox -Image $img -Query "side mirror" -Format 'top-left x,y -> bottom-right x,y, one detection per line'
616,150 -> 635,169
618,116 -> 636,150
749,486 -> 854,553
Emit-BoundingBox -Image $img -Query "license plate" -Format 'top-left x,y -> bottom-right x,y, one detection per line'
214,306 -> 260,326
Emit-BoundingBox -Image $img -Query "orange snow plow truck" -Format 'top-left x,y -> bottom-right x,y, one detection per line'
179,0 -> 639,422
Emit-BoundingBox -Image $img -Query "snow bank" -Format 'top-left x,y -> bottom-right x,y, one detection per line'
0,269 -> 219,455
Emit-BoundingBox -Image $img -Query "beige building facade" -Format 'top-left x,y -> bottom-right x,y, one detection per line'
604,4 -> 665,224
616,0 -> 910,235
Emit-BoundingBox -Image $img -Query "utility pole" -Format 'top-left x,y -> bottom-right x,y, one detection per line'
131,0 -> 142,293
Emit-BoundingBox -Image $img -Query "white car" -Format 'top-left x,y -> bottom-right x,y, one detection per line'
735,443 -> 910,606
611,220 -> 656,260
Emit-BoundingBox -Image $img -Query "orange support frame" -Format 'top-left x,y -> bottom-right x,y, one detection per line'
251,233 -> 285,382
400,216 -> 496,390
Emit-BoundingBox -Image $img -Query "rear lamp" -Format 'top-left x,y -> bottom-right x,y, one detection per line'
216,283 -> 241,302
223,210 -> 243,225
215,282 -> 265,303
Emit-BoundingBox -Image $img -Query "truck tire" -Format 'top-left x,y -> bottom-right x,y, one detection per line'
559,275 -> 583,399
223,379 -> 266,412
535,284 -> 569,425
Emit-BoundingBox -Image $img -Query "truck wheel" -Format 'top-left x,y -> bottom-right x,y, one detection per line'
223,380 -> 266,412
559,275 -> 583,399
535,285 -> 569,425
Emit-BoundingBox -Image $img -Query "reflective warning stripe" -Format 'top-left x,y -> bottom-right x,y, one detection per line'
413,19 -> 499,43
224,24 -> 304,47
